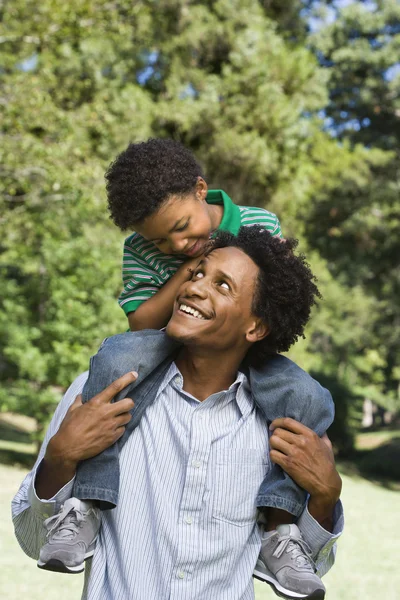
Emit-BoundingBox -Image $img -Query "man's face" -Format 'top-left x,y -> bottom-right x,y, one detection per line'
166,247 -> 266,352
133,193 -> 213,258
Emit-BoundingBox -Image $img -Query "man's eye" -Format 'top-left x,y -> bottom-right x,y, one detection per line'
219,282 -> 230,290
193,270 -> 204,279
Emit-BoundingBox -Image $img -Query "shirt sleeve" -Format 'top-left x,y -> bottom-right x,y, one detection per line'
270,213 -> 283,239
296,499 -> 344,578
11,372 -> 88,560
118,238 -> 163,315
241,208 -> 284,239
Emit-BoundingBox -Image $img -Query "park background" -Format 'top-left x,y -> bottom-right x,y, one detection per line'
0,0 -> 399,598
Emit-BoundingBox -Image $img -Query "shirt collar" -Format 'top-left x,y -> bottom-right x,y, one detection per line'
206,189 -> 242,236
159,362 -> 252,417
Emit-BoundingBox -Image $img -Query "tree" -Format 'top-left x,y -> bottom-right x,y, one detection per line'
1,0 -> 393,451
303,0 -> 400,413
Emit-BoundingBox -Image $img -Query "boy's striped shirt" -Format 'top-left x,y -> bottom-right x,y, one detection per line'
119,190 -> 282,315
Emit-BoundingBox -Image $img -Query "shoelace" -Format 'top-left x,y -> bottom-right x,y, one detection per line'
44,504 -> 85,541
273,534 -> 316,571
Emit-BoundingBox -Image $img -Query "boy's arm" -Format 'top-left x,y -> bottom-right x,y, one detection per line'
127,258 -> 199,331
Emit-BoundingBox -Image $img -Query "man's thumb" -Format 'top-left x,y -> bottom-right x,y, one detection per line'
71,394 -> 83,410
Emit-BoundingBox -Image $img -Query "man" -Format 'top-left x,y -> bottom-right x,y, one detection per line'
12,228 -> 343,600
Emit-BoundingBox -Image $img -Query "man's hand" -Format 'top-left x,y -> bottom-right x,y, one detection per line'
36,371 -> 137,500
269,417 -> 342,530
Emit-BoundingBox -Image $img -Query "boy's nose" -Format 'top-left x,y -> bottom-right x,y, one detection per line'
171,237 -> 188,253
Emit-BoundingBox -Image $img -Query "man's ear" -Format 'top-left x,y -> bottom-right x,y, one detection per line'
196,176 -> 208,201
245,318 -> 269,344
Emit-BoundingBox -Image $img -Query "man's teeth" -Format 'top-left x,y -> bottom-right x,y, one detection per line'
179,304 -> 206,320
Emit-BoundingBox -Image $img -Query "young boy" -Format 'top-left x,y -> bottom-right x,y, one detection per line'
108,138 -> 283,332
38,140 -> 334,600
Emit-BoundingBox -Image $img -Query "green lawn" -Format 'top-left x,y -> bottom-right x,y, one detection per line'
2,462 -> 399,600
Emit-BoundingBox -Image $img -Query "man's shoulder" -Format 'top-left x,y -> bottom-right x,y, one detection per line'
83,331 -> 180,401
98,329 -> 176,354
93,330 -> 180,372
254,355 -> 322,392
259,354 -> 310,379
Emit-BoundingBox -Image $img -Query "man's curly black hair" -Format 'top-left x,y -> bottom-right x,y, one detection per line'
208,227 -> 321,365
105,138 -> 204,230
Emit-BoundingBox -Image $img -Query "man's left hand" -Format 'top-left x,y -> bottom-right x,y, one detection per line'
269,417 -> 342,528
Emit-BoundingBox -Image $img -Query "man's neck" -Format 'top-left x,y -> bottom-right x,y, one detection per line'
175,347 -> 244,401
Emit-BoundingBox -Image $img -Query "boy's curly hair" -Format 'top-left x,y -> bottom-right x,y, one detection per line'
105,138 -> 204,230
208,227 -> 321,364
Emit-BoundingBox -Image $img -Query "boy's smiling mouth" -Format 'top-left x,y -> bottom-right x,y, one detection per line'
184,239 -> 204,257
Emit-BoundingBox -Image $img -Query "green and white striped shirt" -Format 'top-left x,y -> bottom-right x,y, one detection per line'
118,190 -> 282,315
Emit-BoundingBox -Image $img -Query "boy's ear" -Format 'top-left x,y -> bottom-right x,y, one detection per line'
245,318 -> 269,344
196,177 -> 208,201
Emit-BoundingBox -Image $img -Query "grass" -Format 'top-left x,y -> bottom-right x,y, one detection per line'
2,415 -> 400,600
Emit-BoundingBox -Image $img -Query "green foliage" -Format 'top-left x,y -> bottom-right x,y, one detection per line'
310,0 -> 400,149
304,0 -> 400,413
0,0 -> 398,450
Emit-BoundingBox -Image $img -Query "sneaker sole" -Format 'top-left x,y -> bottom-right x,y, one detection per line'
253,561 -> 325,600
37,548 -> 95,574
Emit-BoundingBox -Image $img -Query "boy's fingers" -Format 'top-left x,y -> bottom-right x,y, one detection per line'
93,372 -> 138,404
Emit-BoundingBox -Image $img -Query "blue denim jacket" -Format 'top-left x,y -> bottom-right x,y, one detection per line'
75,330 -> 334,515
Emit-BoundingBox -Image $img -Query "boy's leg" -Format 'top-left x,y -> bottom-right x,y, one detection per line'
248,357 -> 334,599
38,354 -> 174,574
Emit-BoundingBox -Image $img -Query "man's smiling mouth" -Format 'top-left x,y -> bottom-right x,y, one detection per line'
178,303 -> 209,320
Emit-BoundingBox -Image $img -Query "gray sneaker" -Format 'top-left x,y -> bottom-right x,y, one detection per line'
253,524 -> 326,600
37,497 -> 101,574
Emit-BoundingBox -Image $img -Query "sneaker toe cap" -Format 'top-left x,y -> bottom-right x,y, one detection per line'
277,567 -> 326,595
40,541 -> 86,567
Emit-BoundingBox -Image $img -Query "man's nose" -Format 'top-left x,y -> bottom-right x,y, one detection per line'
185,276 -> 208,299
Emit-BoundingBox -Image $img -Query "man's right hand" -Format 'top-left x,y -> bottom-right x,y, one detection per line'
36,371 -> 137,500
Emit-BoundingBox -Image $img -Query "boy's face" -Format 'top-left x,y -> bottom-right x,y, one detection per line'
133,182 -> 219,257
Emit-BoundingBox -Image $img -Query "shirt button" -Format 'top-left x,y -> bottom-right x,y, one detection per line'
184,516 -> 193,525
192,460 -> 201,468
177,570 -> 185,579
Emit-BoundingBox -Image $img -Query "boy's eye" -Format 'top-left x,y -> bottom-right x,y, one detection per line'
194,270 -> 204,279
176,220 -> 189,232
